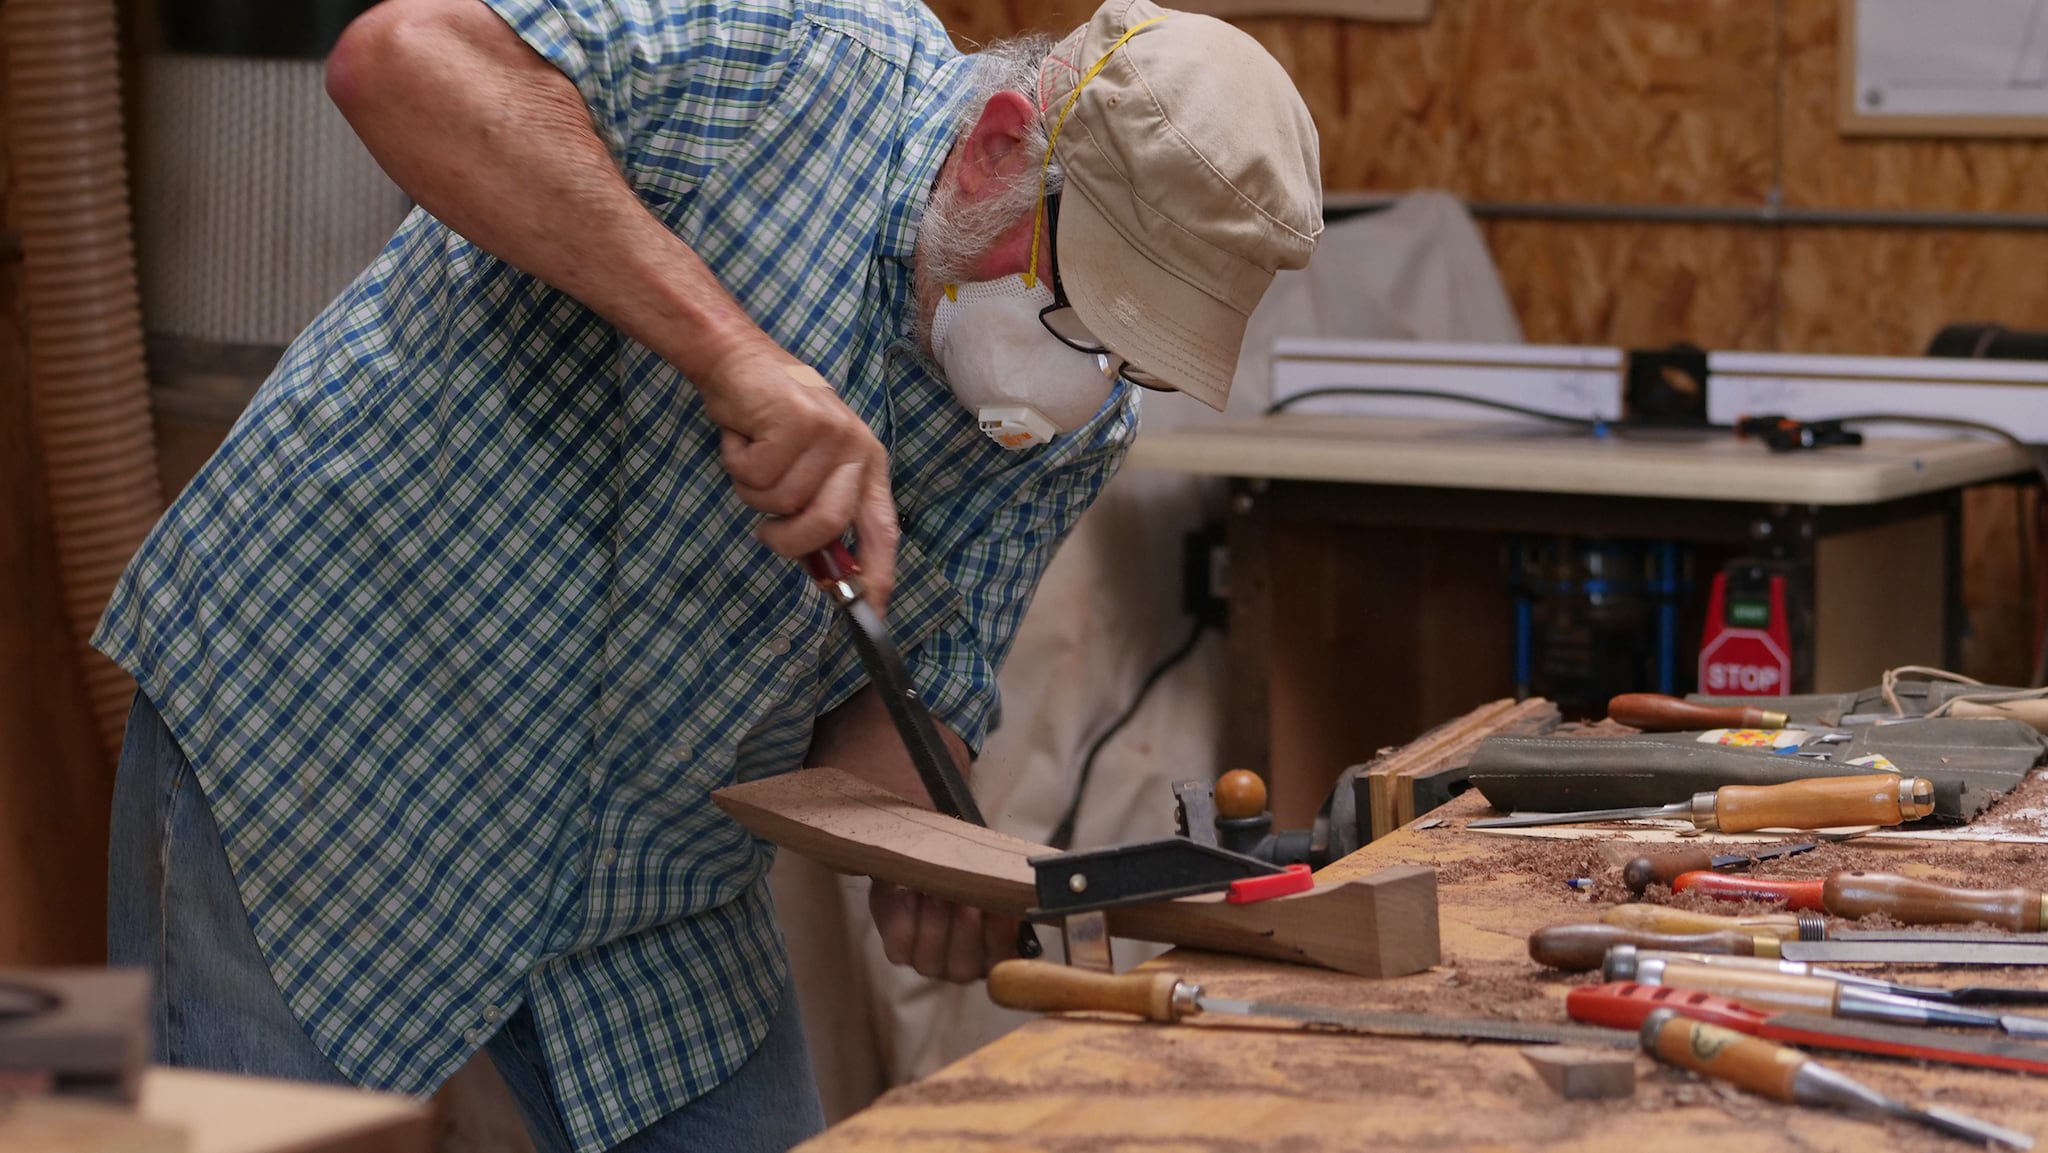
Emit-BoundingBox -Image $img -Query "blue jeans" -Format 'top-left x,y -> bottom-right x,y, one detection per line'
109,692 -> 825,1152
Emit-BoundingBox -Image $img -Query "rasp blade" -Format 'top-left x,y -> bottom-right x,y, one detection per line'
1782,942 -> 2048,965
1196,996 -> 1636,1048
835,594 -> 984,826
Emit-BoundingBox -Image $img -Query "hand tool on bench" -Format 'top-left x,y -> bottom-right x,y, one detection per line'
1607,951 -> 2048,1037
1637,1007 -> 2034,1148
1602,904 -> 1826,940
1622,842 -> 1817,894
1674,871 -> 1827,910
1604,946 -> 2048,1006
986,959 -> 1632,1047
1467,773 -> 1934,831
1571,982 -> 2048,1079
1824,873 -> 2048,931
802,542 -> 1041,959
1608,692 -> 1788,731
1532,923 -> 1789,971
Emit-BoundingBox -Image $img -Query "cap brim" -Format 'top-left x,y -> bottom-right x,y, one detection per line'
1056,187 -> 1245,412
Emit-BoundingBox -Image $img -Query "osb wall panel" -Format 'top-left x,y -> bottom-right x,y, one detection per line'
1780,0 -> 2048,213
1456,0 -> 1775,205
1484,220 -> 1777,350
1777,229 -> 2048,354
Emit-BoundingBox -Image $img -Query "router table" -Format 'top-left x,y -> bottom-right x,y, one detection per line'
1127,415 -> 2036,826
792,709 -> 2048,1153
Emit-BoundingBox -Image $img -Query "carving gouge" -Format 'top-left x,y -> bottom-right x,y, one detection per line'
1622,842 -> 1818,894
1571,983 -> 2048,1079
1674,871 -> 1827,910
1608,692 -> 1788,731
1639,1009 -> 2035,1148
1601,904 -> 1826,940
803,543 -> 1041,959
1824,872 -> 2048,931
985,959 -> 1632,1047
1602,947 -> 2048,1006
1610,951 -> 2048,1037
1468,774 -> 1934,831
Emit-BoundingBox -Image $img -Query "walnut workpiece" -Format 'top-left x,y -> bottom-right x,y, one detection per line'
712,768 -> 1441,977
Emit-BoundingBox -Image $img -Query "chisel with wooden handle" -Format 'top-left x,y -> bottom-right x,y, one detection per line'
1622,842 -> 1818,894
1608,692 -> 1789,731
1528,923 -> 1785,971
1602,947 -> 2048,1006
1601,904 -> 1825,940
1609,952 -> 2048,1037
1469,774 -> 1933,831
1824,873 -> 2048,931
1639,1009 -> 2034,1148
984,960 -> 1631,1047
1573,983 -> 2048,1078
1674,871 -> 1828,910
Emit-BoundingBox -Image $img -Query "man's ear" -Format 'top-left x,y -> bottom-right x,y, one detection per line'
956,90 -> 1041,200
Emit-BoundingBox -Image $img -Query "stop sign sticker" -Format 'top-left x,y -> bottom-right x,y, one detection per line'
1700,630 -> 1790,696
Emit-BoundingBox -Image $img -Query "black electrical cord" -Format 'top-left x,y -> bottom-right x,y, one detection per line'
1047,617 -> 1209,852
1264,386 -> 1610,429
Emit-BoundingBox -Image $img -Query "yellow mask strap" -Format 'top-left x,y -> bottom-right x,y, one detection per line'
1023,13 -> 1169,290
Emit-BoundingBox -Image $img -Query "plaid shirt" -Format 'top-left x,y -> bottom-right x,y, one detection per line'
94,0 -> 1133,1147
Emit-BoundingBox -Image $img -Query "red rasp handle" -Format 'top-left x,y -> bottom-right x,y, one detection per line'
1673,872 -> 1828,911
801,541 -> 860,586
1566,981 -> 1772,1034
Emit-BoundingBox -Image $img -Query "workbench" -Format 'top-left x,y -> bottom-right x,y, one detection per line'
1128,415 -> 2035,825
794,726 -> 2048,1152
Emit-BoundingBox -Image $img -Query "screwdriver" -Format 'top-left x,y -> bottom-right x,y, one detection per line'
1601,904 -> 1827,940
1639,1008 -> 2036,1147
1602,946 -> 2048,1007
1468,773 -> 1934,831
1608,692 -> 1789,731
1825,872 -> 2048,932
1609,950 -> 2048,1037
1622,842 -> 1818,894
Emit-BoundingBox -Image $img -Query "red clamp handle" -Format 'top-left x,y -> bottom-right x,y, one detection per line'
802,541 -> 861,586
1672,872 -> 1827,910
1566,981 -> 1772,1034
1227,864 -> 1313,904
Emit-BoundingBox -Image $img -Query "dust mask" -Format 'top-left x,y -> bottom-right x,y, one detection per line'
930,274 -> 1119,449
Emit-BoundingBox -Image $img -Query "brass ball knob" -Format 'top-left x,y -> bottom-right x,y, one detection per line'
1215,769 -> 1267,820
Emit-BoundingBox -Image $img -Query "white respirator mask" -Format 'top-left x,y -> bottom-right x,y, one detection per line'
930,273 -> 1120,450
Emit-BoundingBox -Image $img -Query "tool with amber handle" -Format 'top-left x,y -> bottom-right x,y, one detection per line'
1608,692 -> 1789,731
1609,951 -> 2048,1037
1605,947 -> 2048,1007
1639,1008 -> 2033,1148
1824,873 -> 2048,931
1468,774 -> 1933,831
1601,904 -> 1825,940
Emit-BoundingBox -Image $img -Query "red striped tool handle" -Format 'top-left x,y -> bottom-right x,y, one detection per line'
1672,872 -> 1828,911
1567,981 -> 1771,1034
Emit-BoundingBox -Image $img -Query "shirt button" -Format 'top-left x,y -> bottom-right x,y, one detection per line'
598,848 -> 618,867
483,1005 -> 501,1022
765,636 -> 791,656
463,1028 -> 482,1045
671,741 -> 692,762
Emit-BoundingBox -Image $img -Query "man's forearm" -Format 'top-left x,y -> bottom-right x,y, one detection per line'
326,0 -> 758,382
805,685 -> 972,808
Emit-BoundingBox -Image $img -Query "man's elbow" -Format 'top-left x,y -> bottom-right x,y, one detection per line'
325,0 -> 488,117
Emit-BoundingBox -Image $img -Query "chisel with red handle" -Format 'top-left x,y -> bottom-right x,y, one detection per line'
1568,982 -> 2048,1079
1608,692 -> 1789,731
1622,842 -> 1818,894
1673,871 -> 1829,910
1635,1008 -> 2034,1147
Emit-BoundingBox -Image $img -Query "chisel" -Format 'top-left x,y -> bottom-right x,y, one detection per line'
1570,982 -> 2048,1079
1824,873 -> 2048,931
1608,952 -> 2048,1037
984,959 -> 1633,1047
1622,842 -> 1818,894
1777,941 -> 2048,966
803,543 -> 1041,959
1601,905 -> 1826,941
1468,774 -> 1934,831
1604,946 -> 2048,1006
1529,923 -> 1786,971
1674,871 -> 1828,910
1638,1008 -> 2034,1148
1608,692 -> 1789,731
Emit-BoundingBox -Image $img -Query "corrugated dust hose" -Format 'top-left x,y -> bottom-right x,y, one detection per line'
5,0 -> 164,761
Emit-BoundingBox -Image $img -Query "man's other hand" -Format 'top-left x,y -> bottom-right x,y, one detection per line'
868,881 -> 1023,983
703,344 -> 899,607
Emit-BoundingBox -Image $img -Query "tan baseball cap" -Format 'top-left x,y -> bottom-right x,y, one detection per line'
1037,0 -> 1322,411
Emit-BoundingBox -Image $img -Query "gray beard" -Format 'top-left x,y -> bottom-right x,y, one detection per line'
910,165 -> 1049,358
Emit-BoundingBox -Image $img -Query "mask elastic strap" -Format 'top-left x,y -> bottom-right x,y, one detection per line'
1023,14 -> 1169,290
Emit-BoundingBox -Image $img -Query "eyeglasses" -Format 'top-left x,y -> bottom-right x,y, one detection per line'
1035,194 -> 1175,392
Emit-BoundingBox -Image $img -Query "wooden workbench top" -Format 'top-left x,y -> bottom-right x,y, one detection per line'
1126,415 -> 2033,505
801,793 -> 2048,1152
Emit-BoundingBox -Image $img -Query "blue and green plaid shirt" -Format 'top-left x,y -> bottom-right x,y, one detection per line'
94,0 -> 1133,1146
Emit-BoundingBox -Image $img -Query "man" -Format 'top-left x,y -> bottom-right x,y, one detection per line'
96,0 -> 1320,1149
